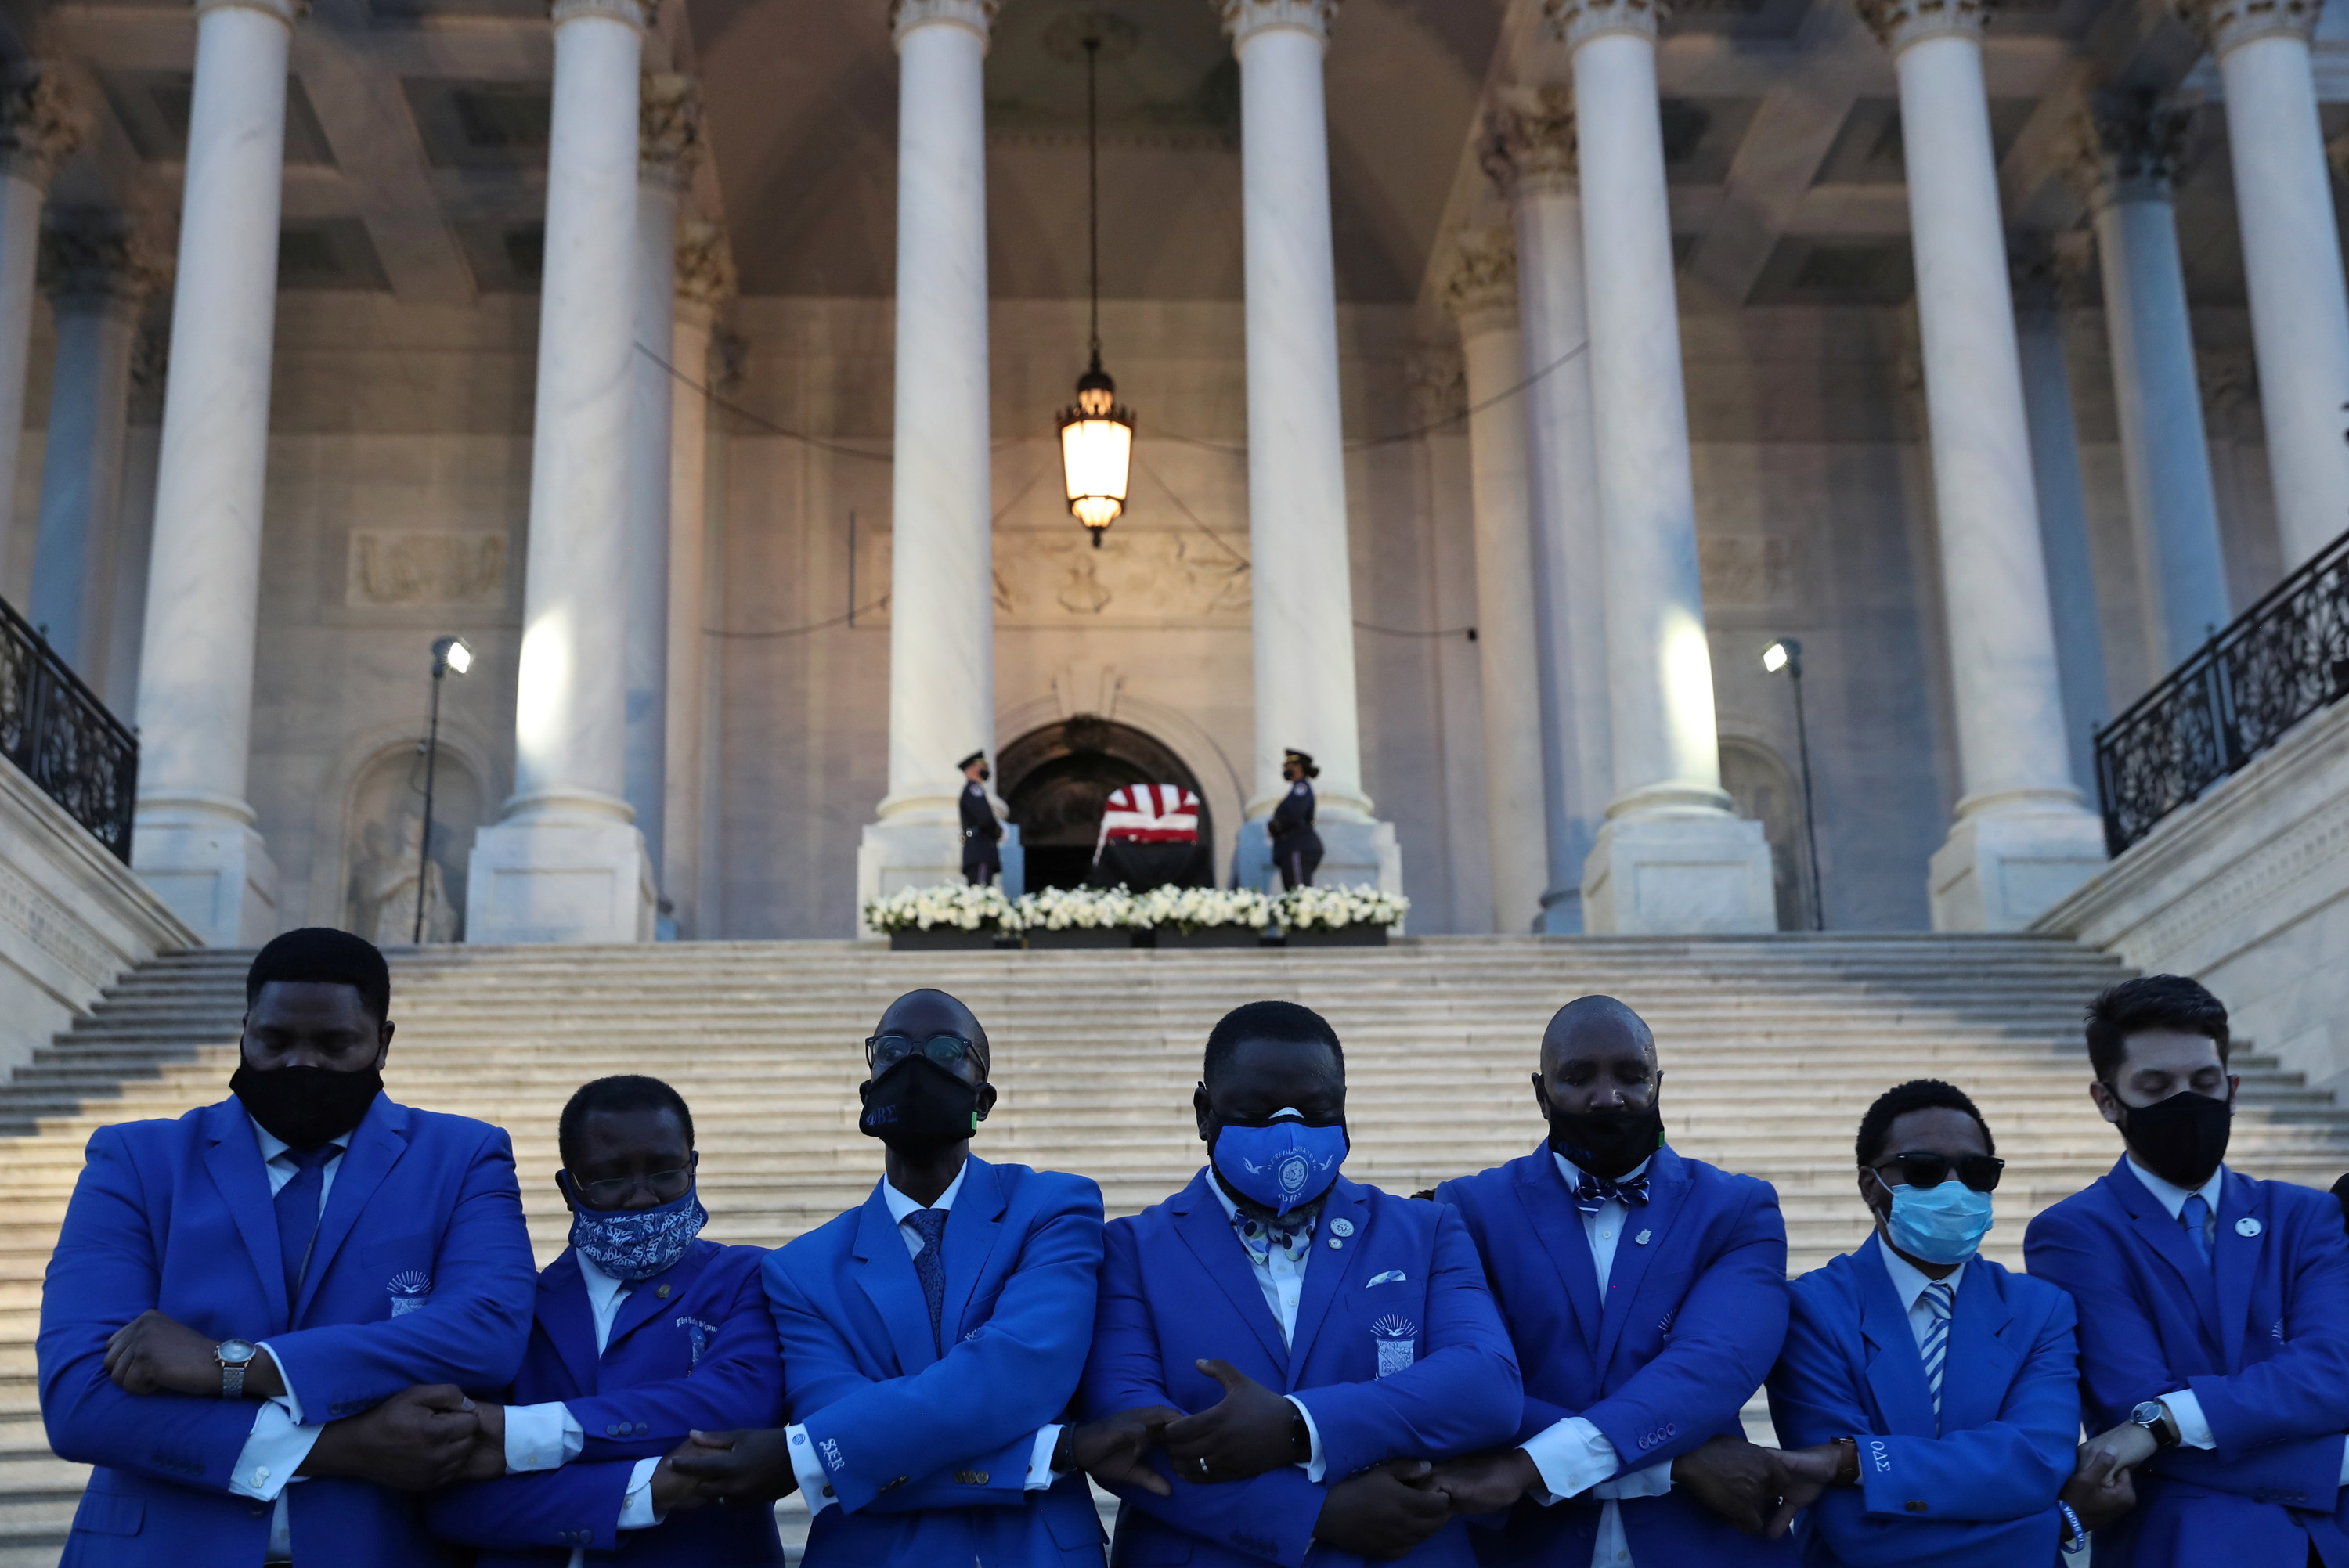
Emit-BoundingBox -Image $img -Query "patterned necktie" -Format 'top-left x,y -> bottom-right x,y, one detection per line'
908,1208 -> 949,1354
1921,1280 -> 1955,1425
275,1145 -> 338,1310
1573,1168 -> 1652,1218
2181,1194 -> 2213,1267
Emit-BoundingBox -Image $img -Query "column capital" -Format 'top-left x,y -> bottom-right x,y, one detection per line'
1480,88 -> 1577,202
1853,0 -> 1988,52
0,65 -> 85,186
550,0 -> 656,31
2172,0 -> 2318,54
1407,344 -> 1467,427
675,218 -> 736,319
640,72 -> 703,189
1219,0 -> 1340,46
41,207 -> 169,311
1444,228 -> 1520,336
2062,87 -> 2192,211
1543,0 -> 1665,49
892,0 -> 998,48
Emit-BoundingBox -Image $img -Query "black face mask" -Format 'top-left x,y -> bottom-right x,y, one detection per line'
859,1056 -> 983,1152
2119,1088 -> 2232,1191
1545,1091 -> 1665,1181
232,1061 -> 384,1151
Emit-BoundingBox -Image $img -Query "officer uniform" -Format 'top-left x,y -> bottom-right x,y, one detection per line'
958,752 -> 1002,887
1269,750 -> 1322,892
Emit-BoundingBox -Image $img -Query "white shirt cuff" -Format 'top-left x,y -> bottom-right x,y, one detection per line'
229,1400 -> 327,1501
2162,1392 -> 2217,1451
1521,1416 -> 1621,1507
619,1454 -> 664,1529
788,1422 -> 836,1515
504,1403 -> 586,1473
1285,1396 -> 1326,1485
1597,1457 -> 1674,1501
254,1344 -> 301,1425
1027,1426 -> 1063,1490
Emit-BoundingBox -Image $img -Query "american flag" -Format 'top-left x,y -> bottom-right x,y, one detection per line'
1098,783 -> 1201,845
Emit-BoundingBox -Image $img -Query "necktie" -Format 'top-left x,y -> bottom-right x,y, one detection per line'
2181,1194 -> 2213,1267
908,1208 -> 948,1354
1232,1214 -> 1312,1270
1573,1168 -> 1652,1218
275,1146 -> 338,1312
1921,1280 -> 1954,1426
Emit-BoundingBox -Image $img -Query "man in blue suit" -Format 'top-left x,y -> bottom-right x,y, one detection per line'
2027,974 -> 2349,1568
428,1074 -> 787,1564
1423,995 -> 1797,1566
1081,999 -> 1525,1566
1763,1078 -> 2105,1564
670,987 -> 1135,1566
39,927 -> 538,1567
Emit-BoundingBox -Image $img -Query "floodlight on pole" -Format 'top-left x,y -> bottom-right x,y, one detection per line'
1055,33 -> 1135,547
1761,637 -> 1825,931
414,636 -> 472,944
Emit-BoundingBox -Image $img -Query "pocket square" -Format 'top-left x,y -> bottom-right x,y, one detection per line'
1366,1270 -> 1408,1287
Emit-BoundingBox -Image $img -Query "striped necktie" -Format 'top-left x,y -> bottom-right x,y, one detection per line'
1921,1280 -> 1955,1426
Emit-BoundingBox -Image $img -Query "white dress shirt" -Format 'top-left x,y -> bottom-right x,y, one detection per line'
786,1162 -> 1066,1514
1873,1234 -> 1967,1350
1518,1154 -> 1675,1568
1202,1170 -> 1330,1482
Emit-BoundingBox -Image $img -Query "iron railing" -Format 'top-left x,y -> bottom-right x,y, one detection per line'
2095,527 -> 2349,856
0,596 -> 137,862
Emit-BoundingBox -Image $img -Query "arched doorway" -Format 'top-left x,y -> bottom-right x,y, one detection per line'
999,716 -> 1214,892
1719,736 -> 1816,932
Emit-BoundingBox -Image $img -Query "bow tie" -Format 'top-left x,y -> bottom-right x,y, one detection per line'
1572,1169 -> 1651,1217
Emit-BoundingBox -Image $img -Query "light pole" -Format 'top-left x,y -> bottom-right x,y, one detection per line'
1763,638 -> 1825,931
415,635 -> 473,943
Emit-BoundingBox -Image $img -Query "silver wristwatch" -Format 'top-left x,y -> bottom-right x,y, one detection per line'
215,1339 -> 258,1400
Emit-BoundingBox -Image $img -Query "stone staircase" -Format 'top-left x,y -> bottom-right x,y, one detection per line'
3,933 -> 2347,1563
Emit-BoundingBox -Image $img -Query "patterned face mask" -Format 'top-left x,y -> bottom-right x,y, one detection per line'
565,1182 -> 709,1282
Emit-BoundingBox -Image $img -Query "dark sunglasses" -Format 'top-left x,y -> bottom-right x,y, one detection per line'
865,1031 -> 976,1071
1871,1151 -> 2004,1193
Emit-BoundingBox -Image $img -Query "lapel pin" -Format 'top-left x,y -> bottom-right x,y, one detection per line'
1328,1238 -> 1344,1250
1330,1218 -> 1355,1238
2236,1217 -> 2262,1238
1635,1230 -> 1652,1246
655,1284 -> 671,1299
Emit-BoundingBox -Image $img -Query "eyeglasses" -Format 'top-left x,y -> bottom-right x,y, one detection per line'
1871,1152 -> 2004,1193
865,1032 -> 977,1071
574,1166 -> 694,1207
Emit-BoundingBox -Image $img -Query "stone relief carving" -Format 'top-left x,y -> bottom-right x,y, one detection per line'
1698,535 -> 1795,606
860,527 -> 1250,629
348,531 -> 509,607
343,747 -> 480,944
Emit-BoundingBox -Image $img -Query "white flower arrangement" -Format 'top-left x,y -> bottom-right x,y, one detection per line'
864,883 -> 1018,934
1277,884 -> 1412,931
1139,884 -> 1276,933
1012,885 -> 1146,932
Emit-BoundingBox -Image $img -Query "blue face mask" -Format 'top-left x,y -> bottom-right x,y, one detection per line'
1883,1177 -> 1994,1267
1212,1108 -> 1348,1218
565,1182 -> 709,1282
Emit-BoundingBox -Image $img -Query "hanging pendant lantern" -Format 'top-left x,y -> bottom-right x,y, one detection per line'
1057,33 -> 1135,548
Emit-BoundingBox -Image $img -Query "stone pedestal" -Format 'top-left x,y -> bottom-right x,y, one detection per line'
1231,817 -> 1398,899
1930,804 -> 2110,932
1583,813 -> 1775,935
464,806 -> 656,945
132,795 -> 277,945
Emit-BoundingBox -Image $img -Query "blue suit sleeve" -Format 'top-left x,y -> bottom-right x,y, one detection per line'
267,1125 -> 538,1421
783,1176 -> 1102,1515
1767,1283 -> 2078,1563
428,1457 -> 634,1552
1581,1179 -> 1790,1474
2186,1206 -> 2349,1454
38,1127 -> 262,1490
853,1428 -> 1045,1512
1081,1218 -> 1324,1567
565,1260 -> 787,1462
1291,1204 -> 1522,1481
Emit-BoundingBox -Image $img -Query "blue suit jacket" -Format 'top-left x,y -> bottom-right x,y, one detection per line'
768,1155 -> 1107,1567
2026,1159 -> 2349,1568
1082,1170 -> 1523,1568
428,1238 -> 789,1564
38,1094 -> 538,1568
1766,1240 -> 2079,1566
1434,1143 -> 1799,1567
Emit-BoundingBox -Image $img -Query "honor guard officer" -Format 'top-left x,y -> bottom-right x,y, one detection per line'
1269,751 -> 1322,892
38,928 -> 538,1568
960,752 -> 1005,888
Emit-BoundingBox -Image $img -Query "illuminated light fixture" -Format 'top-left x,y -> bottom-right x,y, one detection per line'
1762,640 -> 1792,675
414,635 -> 473,943
1057,31 -> 1135,548
1760,637 -> 1825,931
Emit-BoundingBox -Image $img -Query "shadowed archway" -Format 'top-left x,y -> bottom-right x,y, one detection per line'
998,715 -> 1213,892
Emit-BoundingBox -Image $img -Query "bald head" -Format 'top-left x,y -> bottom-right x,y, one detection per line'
1533,994 -> 1661,1137
873,988 -> 991,1079
1540,996 -> 1655,1077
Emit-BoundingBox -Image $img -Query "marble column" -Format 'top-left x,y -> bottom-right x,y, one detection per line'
855,0 -> 1013,922
2065,90 -> 2231,670
105,323 -> 166,721
664,218 -> 731,939
2174,0 -> 2349,568
1859,0 -> 2105,928
624,72 -> 698,911
1221,0 -> 1398,895
1546,0 -> 1774,933
132,0 -> 298,946
466,0 -> 656,943
1443,230 -> 1550,934
2010,237 -> 2109,794
28,212 -> 160,688
0,69 -> 80,575
1481,88 -> 1614,934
